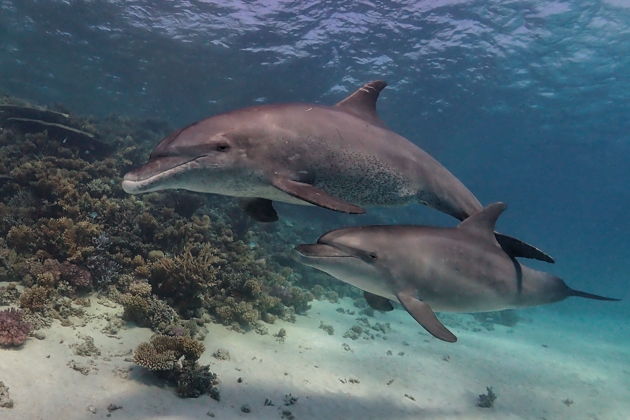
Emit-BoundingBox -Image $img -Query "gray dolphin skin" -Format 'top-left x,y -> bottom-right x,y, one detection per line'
295,203 -> 619,343
122,80 -> 551,262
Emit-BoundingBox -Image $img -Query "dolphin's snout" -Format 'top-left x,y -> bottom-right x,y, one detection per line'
294,243 -> 352,258
121,166 -> 152,194
121,178 -> 142,194
121,156 -> 196,195
295,244 -> 320,257
122,168 -> 142,182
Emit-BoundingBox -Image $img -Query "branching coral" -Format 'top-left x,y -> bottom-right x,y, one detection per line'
6,225 -> 37,253
120,292 -> 178,332
147,244 -> 221,315
133,334 -> 217,399
134,341 -> 179,371
59,261 -> 92,290
0,308 -> 31,347
0,283 -> 20,305
19,286 -> 51,312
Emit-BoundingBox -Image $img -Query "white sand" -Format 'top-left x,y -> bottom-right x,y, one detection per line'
1,295 -> 628,420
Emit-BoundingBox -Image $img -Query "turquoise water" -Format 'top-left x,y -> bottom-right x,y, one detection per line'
0,1 -> 628,419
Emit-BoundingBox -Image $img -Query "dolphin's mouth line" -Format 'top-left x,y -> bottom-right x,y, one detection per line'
295,243 -> 356,259
129,154 -> 208,182
122,154 -> 209,193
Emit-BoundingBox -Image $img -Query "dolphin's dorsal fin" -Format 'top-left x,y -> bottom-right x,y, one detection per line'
457,202 -> 506,244
335,80 -> 387,127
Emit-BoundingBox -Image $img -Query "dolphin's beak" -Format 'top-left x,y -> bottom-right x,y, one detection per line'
122,156 -> 201,194
294,244 -> 354,258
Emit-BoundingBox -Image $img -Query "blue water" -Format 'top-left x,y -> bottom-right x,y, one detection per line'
3,0 -> 627,301
1,0 -> 628,392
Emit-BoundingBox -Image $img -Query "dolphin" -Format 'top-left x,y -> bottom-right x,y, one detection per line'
295,203 -> 619,342
122,80 -> 550,262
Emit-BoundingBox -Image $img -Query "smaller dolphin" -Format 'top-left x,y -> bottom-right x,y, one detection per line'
295,203 -> 619,342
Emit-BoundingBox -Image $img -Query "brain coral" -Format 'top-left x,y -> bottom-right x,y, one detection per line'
0,308 -> 31,347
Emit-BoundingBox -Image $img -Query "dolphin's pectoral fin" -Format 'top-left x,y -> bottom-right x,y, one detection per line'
396,291 -> 457,343
495,233 -> 555,264
363,291 -> 394,311
241,198 -> 278,223
271,177 -> 365,214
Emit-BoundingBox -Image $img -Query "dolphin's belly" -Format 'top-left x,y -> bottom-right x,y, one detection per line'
428,296 -> 515,313
421,276 -> 519,312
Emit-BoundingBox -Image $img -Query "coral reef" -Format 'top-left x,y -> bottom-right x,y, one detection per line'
0,94 -> 380,397
134,335 -> 205,370
134,334 -> 218,398
0,308 -> 31,347
0,283 -> 20,305
120,291 -> 178,333
18,286 -> 51,312
0,95 -> 325,335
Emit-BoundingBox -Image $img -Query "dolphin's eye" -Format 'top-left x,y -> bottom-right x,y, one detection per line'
215,143 -> 230,152
369,252 -> 377,260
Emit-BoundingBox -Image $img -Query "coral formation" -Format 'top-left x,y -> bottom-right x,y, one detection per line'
0,283 -> 20,305
18,286 -> 51,312
0,99 -> 330,331
0,381 -> 13,408
120,292 -> 178,333
134,334 -> 205,371
0,94 -> 378,395
134,334 -> 218,398
0,308 -> 31,347
477,386 -> 497,408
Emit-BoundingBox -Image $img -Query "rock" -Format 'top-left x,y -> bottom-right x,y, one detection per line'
0,381 -> 14,408
212,348 -> 230,361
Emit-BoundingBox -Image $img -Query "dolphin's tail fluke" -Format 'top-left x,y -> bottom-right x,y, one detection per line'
569,288 -> 620,301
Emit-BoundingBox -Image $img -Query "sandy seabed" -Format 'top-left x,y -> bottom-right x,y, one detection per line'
1,295 -> 628,420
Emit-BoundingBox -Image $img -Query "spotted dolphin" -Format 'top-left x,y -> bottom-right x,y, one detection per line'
295,203 -> 619,342
122,81 -> 550,262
